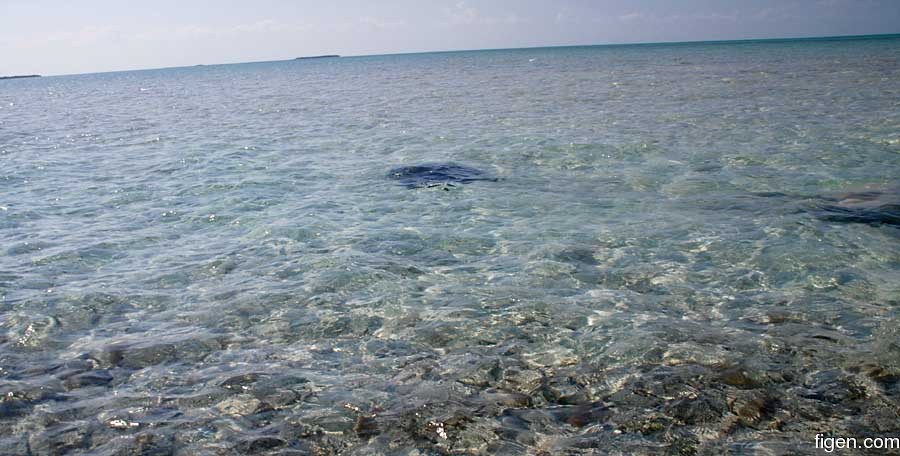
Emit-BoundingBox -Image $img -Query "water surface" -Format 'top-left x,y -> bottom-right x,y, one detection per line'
2,36 -> 900,454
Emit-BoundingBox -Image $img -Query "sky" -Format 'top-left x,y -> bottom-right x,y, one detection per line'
2,0 -> 900,76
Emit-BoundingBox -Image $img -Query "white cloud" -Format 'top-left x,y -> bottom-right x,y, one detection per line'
443,2 -> 526,26
618,12 -> 644,22
611,10 -> 740,25
2,25 -> 122,48
357,16 -> 406,30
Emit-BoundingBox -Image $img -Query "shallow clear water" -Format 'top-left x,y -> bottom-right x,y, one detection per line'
2,36 -> 899,455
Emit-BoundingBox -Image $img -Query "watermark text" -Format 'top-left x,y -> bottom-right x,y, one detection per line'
815,434 -> 900,453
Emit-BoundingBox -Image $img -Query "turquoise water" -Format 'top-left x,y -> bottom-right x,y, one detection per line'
1,36 -> 899,454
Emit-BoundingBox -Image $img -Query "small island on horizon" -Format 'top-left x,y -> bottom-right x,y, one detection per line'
0,74 -> 41,80
295,55 -> 340,60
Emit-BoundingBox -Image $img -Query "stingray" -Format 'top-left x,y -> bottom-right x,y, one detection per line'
811,190 -> 900,226
388,163 -> 497,189
752,187 -> 900,227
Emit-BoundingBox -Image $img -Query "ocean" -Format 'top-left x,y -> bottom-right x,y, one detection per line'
1,35 -> 899,454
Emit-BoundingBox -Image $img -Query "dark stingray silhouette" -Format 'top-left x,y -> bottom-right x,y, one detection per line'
811,190 -> 900,226
752,188 -> 900,227
388,163 -> 497,189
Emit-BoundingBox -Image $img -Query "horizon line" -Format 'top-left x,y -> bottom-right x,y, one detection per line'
23,31 -> 900,78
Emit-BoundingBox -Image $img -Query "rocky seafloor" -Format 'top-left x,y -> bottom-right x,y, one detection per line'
3,245 -> 900,455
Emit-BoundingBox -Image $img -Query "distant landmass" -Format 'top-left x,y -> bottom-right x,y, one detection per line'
295,55 -> 340,60
0,75 -> 40,80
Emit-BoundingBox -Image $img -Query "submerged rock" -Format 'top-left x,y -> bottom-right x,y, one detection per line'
215,394 -> 270,416
79,326 -> 225,369
235,436 -> 286,453
388,163 -> 497,189
62,370 -> 114,390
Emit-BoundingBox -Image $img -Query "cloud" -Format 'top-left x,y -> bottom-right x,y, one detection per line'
129,20 -> 297,42
356,16 -> 406,30
618,12 -> 644,22
443,2 -> 525,26
752,2 -> 810,22
2,21 -> 279,48
2,16 -> 406,49
444,2 -> 482,25
1,25 -> 123,48
610,10 -> 740,25
3,17 -> 398,47
233,20 -> 286,34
